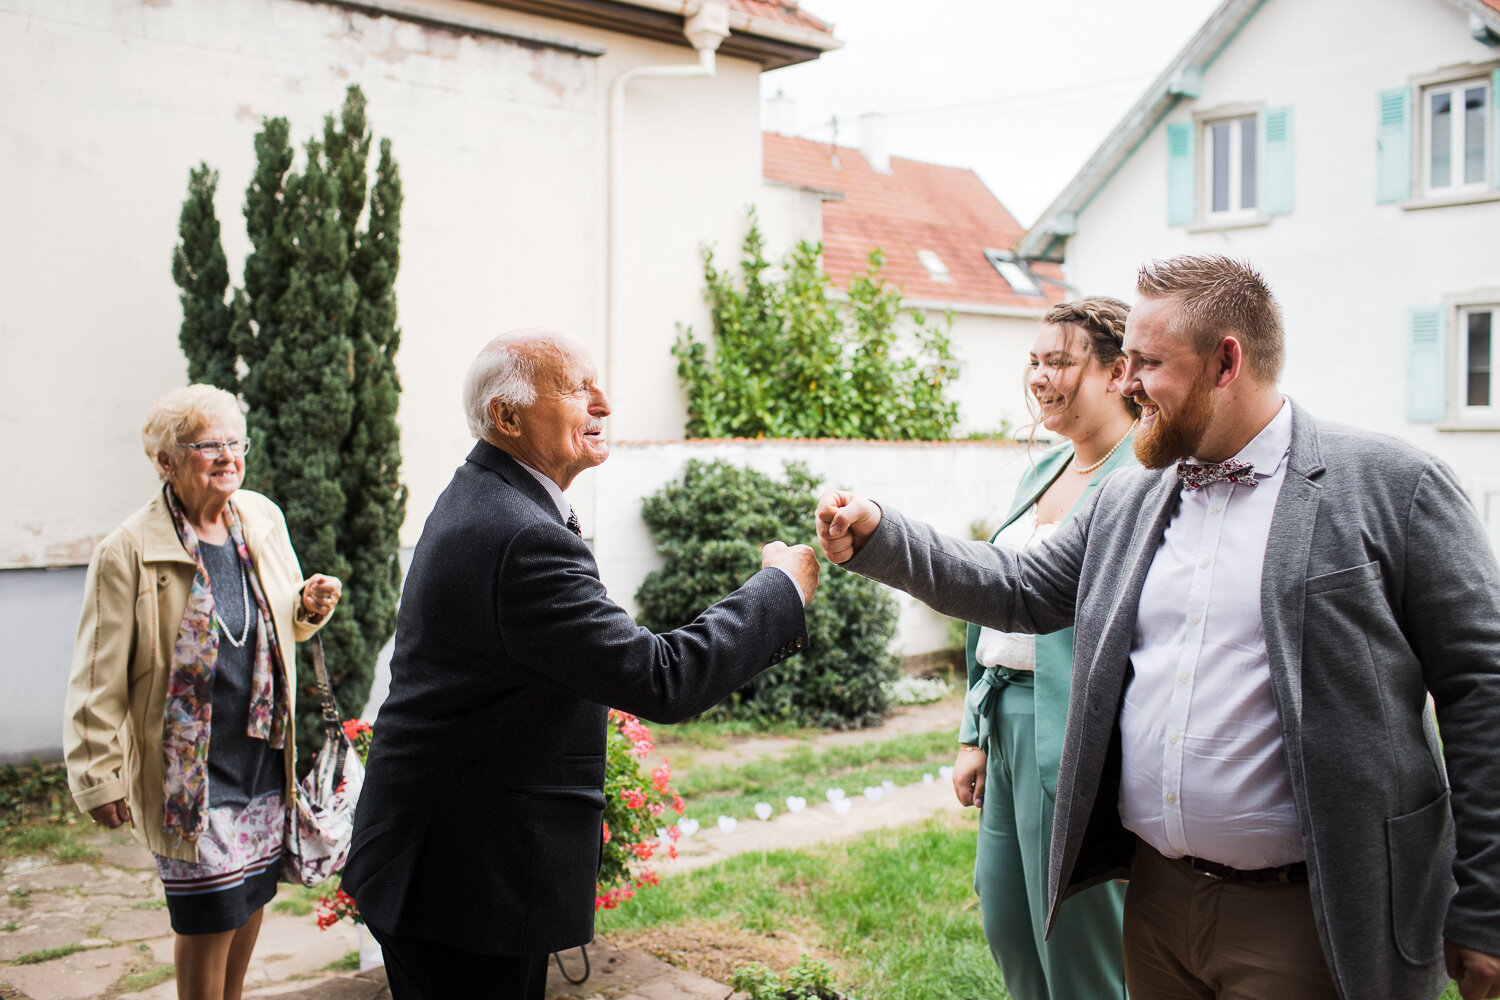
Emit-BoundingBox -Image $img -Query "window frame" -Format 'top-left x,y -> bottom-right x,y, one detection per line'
1420,76 -> 1491,197
1458,303 -> 1498,420
1202,113 -> 1260,220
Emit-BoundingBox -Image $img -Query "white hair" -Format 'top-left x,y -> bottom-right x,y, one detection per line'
462,328 -> 575,438
142,384 -> 247,481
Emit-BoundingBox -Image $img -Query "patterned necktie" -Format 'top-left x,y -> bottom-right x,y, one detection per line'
566,509 -> 582,536
1177,458 -> 1258,491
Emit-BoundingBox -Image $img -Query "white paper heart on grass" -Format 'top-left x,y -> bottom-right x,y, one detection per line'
923,773 -> 935,785
825,788 -> 846,802
862,786 -> 883,801
785,795 -> 807,813
754,802 -> 773,821
881,779 -> 896,793
939,765 -> 954,780
678,817 -> 700,837
832,797 -> 853,815
717,815 -> 738,834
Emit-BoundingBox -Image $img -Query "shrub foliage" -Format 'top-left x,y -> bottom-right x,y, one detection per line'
635,460 -> 898,729
673,212 -> 959,441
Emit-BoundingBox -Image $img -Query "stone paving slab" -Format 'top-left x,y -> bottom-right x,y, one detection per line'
0,944 -> 135,1000
99,907 -> 171,942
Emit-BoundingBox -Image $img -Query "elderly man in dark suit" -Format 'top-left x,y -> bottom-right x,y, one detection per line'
817,256 -> 1500,1000
343,327 -> 818,1000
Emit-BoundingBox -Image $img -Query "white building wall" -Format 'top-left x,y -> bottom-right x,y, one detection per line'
1062,0 -> 1500,504
945,310 -> 1046,436
0,0 -> 786,569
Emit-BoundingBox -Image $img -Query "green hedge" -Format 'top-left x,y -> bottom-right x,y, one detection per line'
635,460 -> 898,729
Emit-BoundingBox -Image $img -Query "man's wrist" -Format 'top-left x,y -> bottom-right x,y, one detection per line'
770,564 -> 806,604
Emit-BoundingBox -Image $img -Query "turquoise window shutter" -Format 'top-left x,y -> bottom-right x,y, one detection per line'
1492,69 -> 1499,190
1166,122 -> 1196,226
1376,87 -> 1412,203
1260,107 -> 1293,215
1407,306 -> 1447,422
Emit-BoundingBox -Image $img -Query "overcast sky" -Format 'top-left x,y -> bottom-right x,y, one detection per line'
759,0 -> 1224,227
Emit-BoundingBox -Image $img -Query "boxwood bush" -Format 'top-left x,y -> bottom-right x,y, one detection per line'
635,460 -> 898,729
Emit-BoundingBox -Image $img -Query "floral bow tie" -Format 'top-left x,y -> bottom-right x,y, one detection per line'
1177,458 -> 1258,491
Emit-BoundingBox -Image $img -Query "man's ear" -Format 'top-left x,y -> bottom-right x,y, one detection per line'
1212,336 -> 1245,389
490,398 -> 523,438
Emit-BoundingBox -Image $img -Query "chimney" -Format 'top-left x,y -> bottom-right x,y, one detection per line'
765,90 -> 796,135
859,112 -> 890,173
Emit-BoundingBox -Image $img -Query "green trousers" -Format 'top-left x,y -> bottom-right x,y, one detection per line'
975,680 -> 1127,1000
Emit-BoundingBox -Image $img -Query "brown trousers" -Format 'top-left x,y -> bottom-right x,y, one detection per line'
1123,842 -> 1339,1000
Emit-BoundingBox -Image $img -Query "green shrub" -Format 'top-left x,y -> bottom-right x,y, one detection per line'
635,460 -> 898,729
729,954 -> 853,1000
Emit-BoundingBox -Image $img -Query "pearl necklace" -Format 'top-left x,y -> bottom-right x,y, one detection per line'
1074,418 -> 1139,476
211,556 -> 253,649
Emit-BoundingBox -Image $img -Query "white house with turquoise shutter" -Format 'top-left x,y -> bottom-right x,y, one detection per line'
1019,0 -> 1500,546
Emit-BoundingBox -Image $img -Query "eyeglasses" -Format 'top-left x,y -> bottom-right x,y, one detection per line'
183,438 -> 252,460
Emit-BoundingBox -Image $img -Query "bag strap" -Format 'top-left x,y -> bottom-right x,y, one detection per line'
307,636 -> 346,746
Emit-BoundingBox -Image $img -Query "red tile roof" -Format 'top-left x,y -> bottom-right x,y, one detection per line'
729,0 -> 832,35
1482,0 -> 1500,14
763,133 -> 1064,310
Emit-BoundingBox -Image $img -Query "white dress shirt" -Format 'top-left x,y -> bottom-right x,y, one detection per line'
974,508 -> 1060,672
1118,400 -> 1303,870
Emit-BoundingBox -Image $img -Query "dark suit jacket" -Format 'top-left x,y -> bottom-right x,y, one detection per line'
847,404 -> 1500,1000
342,442 -> 807,955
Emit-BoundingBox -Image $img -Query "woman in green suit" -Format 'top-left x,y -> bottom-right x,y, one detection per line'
952,297 -> 1138,1000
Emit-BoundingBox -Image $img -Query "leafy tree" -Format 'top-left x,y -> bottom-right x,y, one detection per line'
172,166 -> 238,391
674,212 -> 959,440
635,460 -> 898,729
169,86 -> 405,756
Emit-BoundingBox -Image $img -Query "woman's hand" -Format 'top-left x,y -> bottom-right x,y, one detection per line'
302,574 -> 343,623
953,746 -> 987,809
90,799 -> 132,829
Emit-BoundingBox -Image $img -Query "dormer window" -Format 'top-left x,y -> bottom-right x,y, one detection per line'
984,249 -> 1042,296
916,249 -> 952,282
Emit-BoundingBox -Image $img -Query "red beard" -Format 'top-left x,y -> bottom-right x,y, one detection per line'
1133,363 -> 1216,470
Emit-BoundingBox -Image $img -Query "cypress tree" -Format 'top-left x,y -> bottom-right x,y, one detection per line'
171,165 -> 237,391
173,86 -> 404,757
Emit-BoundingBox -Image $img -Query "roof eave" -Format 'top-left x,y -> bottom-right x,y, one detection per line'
1016,0 -> 1265,262
1441,0 -> 1500,41
470,0 -> 841,69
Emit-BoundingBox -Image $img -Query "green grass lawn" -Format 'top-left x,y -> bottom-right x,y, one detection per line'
598,813 -> 1010,1000
674,730 -> 956,822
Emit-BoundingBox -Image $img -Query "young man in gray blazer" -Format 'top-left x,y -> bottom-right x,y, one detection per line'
343,328 -> 819,1000
818,256 -> 1500,1000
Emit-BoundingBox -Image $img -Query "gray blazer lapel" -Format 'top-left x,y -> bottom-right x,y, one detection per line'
1260,403 -> 1325,735
1088,469 -> 1181,673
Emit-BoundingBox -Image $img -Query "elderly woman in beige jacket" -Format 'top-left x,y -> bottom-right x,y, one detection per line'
65,385 -> 341,1000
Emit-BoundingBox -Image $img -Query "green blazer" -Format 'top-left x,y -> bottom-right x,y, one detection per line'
959,435 -> 1137,799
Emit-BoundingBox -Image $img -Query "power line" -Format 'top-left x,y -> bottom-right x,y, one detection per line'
806,71 -> 1155,128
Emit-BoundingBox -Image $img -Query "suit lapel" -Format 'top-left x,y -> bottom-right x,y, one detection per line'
1259,403 -> 1324,729
467,441 -> 568,529
1090,468 -> 1181,680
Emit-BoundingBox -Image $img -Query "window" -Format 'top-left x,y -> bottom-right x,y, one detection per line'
1406,302 -> 1500,425
1165,107 -> 1292,227
1424,78 -> 1489,195
983,249 -> 1042,296
916,249 -> 952,282
1462,305 -> 1496,412
1377,69 -> 1500,204
1205,115 -> 1258,216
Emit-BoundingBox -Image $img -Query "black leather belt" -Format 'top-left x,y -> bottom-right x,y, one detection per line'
1184,856 -> 1308,883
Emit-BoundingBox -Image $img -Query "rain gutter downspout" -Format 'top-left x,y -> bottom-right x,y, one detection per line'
605,0 -> 730,399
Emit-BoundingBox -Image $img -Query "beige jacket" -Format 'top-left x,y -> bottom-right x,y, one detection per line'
64,489 -> 328,861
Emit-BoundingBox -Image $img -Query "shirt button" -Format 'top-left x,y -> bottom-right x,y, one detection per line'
1169,733 -> 1180,743
1200,558 -> 1211,568
1165,793 -> 1176,804
1210,504 -> 1223,515
1179,673 -> 1190,684
1190,613 -> 1202,624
